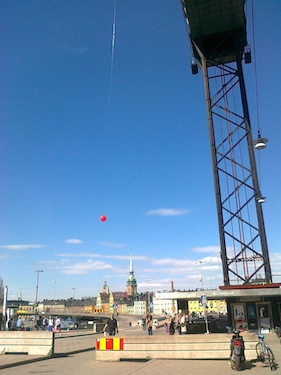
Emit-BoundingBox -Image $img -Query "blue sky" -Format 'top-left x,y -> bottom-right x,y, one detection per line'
1,0 -> 281,301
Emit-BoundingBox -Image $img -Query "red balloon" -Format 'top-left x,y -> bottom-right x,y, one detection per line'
100,215 -> 107,222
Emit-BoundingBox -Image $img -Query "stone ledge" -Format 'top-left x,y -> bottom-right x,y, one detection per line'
96,334 -> 257,361
0,331 -> 54,356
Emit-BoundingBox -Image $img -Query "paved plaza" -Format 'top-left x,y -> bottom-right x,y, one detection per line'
0,323 -> 280,374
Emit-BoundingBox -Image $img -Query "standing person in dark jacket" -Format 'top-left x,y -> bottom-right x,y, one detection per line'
103,314 -> 118,336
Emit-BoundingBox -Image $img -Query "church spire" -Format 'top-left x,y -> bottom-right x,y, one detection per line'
127,250 -> 137,296
129,250 -> 133,273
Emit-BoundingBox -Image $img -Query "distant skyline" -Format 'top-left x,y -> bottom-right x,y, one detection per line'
1,1 -> 281,301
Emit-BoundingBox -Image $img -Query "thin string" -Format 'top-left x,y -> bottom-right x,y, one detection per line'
99,0 -> 116,219
107,0 -> 116,119
251,0 -> 260,133
251,0 -> 262,189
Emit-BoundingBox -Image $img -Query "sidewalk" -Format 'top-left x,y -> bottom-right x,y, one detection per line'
0,330 -> 280,374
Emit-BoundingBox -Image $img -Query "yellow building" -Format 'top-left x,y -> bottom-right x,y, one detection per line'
188,299 -> 227,316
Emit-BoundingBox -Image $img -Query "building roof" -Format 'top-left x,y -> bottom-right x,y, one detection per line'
155,286 -> 281,300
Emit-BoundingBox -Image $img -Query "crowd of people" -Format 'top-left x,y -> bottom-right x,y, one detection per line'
9,315 -> 62,334
102,312 -> 155,336
164,312 -> 189,335
102,311 -> 190,337
12,311 -> 190,336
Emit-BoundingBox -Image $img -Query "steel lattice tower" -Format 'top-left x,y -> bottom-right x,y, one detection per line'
181,0 -> 272,286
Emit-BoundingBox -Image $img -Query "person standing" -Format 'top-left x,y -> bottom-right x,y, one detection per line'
168,315 -> 175,335
180,313 -> 187,334
8,317 -> 12,330
54,316 -> 62,335
48,316 -> 54,332
141,314 -> 146,333
146,312 -> 153,335
16,316 -> 22,331
103,314 -> 118,336
42,316 -> 48,330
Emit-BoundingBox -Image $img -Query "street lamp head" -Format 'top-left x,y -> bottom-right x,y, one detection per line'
252,130 -> 268,150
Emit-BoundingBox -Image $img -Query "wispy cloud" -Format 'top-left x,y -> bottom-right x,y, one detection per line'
192,246 -> 220,254
271,253 -> 281,281
56,252 -> 100,258
103,255 -> 148,261
138,281 -> 163,288
196,256 -> 222,265
99,242 -> 126,248
151,258 -> 194,267
145,208 -> 189,217
55,260 -> 113,275
0,244 -> 46,251
64,239 -> 83,245
55,252 -> 148,261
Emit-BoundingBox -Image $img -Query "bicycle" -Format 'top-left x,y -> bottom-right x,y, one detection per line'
255,333 -> 278,371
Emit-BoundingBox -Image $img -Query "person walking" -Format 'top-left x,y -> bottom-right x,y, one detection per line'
54,316 -> 62,335
103,313 -> 118,336
146,312 -> 153,335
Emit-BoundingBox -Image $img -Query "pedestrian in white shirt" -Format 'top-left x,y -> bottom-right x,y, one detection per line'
54,316 -> 62,335
48,316 -> 54,332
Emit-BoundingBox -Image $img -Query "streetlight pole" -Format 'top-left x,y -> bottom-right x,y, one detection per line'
2,285 -> 8,330
35,270 -> 43,305
53,281 -> 58,301
196,261 -> 206,290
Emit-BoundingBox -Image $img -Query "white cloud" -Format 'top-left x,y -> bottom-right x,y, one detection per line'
145,208 -> 189,217
55,252 -> 148,261
270,253 -> 281,281
57,260 -> 113,275
64,239 -> 83,245
197,256 -> 222,265
56,252 -> 100,258
138,281 -> 163,288
0,244 -> 46,251
151,258 -> 194,267
192,246 -> 220,254
103,255 -> 148,261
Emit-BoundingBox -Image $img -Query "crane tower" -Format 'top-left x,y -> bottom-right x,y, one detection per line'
181,0 -> 272,286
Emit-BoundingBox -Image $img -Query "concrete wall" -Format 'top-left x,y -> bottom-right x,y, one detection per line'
0,331 -> 54,356
96,333 -> 257,361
